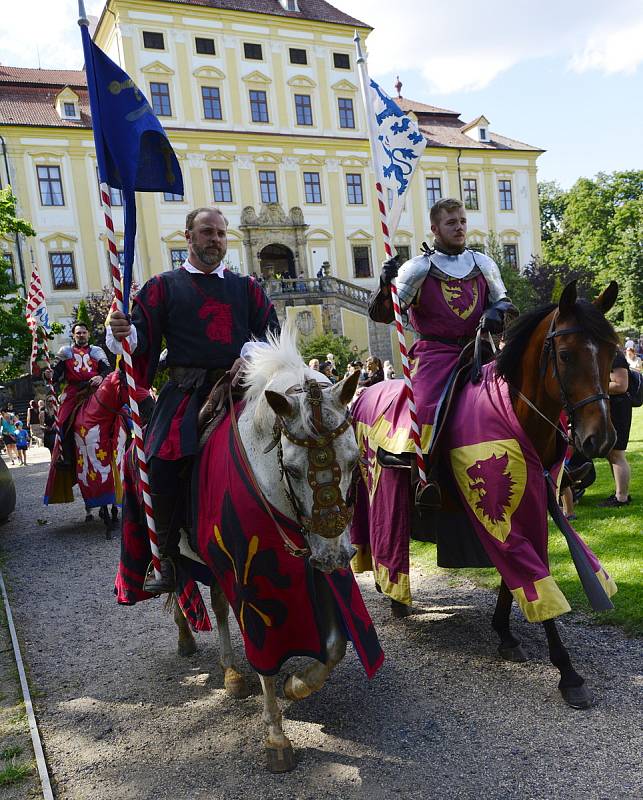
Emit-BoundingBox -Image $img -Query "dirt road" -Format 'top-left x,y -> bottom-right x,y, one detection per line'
1,448 -> 641,799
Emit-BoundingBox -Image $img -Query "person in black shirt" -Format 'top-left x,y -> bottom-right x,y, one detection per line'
598,348 -> 632,507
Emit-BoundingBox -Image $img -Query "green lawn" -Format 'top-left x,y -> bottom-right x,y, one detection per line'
411,407 -> 643,635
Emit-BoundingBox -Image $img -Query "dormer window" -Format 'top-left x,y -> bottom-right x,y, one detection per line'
55,87 -> 81,121
479,127 -> 488,142
279,0 -> 300,10
63,102 -> 77,118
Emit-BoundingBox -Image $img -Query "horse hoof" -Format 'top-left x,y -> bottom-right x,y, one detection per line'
498,644 -> 528,663
375,581 -> 382,594
560,684 -> 594,709
224,667 -> 250,699
266,744 -> 296,773
391,600 -> 412,618
177,638 -> 197,657
105,529 -> 112,541
283,674 -> 311,702
85,513 -> 94,523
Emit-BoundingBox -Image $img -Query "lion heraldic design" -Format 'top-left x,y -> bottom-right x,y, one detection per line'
467,451 -> 515,524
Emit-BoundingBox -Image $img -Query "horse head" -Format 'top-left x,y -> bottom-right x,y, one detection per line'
242,329 -> 361,573
544,280 -> 619,458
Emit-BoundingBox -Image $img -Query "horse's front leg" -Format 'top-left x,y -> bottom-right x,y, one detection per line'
259,675 -> 296,773
542,618 -> 592,708
284,573 -> 347,701
209,582 -> 249,699
492,580 -> 527,662
174,598 -> 197,657
98,505 -> 112,540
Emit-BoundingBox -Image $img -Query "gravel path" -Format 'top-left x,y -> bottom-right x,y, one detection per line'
1,447 -> 641,800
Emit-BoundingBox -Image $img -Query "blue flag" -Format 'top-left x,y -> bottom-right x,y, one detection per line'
79,11 -> 183,307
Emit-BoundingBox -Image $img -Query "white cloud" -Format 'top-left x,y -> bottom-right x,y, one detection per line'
343,0 -> 643,93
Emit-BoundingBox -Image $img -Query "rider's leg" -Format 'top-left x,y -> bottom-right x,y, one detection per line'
142,456 -> 189,594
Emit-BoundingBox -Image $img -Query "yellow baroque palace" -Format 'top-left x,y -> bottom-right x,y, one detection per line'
0,0 -> 543,359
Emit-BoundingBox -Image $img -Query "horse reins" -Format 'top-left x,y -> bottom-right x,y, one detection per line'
510,312 -> 609,444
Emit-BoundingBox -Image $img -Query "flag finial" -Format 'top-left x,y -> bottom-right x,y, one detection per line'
78,0 -> 89,27
353,30 -> 365,64
395,76 -> 402,98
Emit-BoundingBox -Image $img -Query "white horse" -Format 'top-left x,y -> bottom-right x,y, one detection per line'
169,326 -> 365,772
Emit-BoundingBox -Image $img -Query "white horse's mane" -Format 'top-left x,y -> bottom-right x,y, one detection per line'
241,323 -> 330,434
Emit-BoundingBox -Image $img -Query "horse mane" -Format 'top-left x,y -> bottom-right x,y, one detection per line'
496,298 -> 618,384
241,323 -> 330,434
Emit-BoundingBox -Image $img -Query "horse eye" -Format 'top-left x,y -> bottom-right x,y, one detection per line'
559,351 -> 571,364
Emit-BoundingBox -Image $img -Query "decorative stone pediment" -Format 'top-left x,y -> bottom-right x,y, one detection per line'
193,66 -> 226,80
252,152 -> 282,164
32,152 -> 65,161
395,229 -> 413,242
346,229 -> 373,241
227,229 -> 243,241
241,70 -> 271,84
331,79 -> 358,93
161,230 -> 187,244
141,60 -> 175,76
306,228 -> 332,241
240,204 -> 307,229
204,150 -> 235,163
299,155 -> 324,166
340,156 -> 368,168
41,232 -> 78,247
287,74 -> 317,89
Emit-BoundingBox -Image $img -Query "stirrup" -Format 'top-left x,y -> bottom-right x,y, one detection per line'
415,480 -> 442,510
376,447 -> 412,470
142,558 -> 176,595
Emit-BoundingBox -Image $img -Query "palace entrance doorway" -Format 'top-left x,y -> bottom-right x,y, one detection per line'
259,243 -> 295,279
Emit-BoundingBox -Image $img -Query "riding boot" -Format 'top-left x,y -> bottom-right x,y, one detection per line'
142,493 -> 179,594
413,460 -> 442,511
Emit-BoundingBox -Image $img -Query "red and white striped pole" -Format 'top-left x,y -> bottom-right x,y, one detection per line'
100,185 -> 161,581
355,33 -> 427,486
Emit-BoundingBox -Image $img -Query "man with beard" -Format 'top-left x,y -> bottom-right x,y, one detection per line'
44,321 -> 111,466
368,197 -> 517,506
107,207 -> 280,593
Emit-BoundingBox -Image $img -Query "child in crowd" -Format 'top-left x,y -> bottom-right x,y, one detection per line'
15,420 -> 30,465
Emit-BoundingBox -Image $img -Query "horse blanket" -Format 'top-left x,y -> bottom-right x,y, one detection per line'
44,372 -> 129,508
116,405 -> 384,678
351,364 -> 616,622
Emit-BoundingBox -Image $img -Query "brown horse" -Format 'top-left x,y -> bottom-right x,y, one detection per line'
351,280 -> 619,708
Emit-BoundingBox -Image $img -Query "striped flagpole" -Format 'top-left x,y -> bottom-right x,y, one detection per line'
354,33 -> 427,486
100,185 -> 161,581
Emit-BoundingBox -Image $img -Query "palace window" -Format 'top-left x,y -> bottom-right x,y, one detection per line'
106,250 -> 125,271
346,173 -> 363,204
396,246 -> 410,264
425,177 -> 441,208
37,165 -> 64,206
63,102 -> 76,118
259,170 -> 278,203
249,90 -> 269,122
170,248 -> 188,270
352,245 -> 372,278
289,48 -> 307,65
503,243 -> 519,269
49,252 -> 77,289
195,37 -> 215,55
498,179 -> 513,210
333,53 -> 350,69
303,172 -> 322,204
294,94 -> 313,126
150,82 -> 171,116
202,86 -> 222,120
95,167 -> 122,206
1,252 -> 14,282
143,31 -> 165,50
211,169 -> 233,203
163,192 -> 183,201
338,97 -> 354,129
463,178 -> 479,210
244,43 -> 263,60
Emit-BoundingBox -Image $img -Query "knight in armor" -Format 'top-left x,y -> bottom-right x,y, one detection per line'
44,321 -> 111,466
107,207 -> 280,594
369,197 -> 518,507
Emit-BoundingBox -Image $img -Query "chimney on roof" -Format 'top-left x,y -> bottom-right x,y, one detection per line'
394,76 -> 402,98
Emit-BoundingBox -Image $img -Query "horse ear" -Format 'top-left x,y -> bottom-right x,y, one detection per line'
593,281 -> 618,314
558,280 -> 577,314
331,369 -> 361,407
265,389 -> 295,418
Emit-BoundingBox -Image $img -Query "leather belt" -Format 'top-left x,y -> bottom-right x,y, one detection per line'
419,334 -> 472,347
168,365 -> 228,389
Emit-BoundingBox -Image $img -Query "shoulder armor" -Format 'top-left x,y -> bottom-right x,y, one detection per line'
89,345 -> 109,363
396,254 -> 431,309
57,345 -> 73,360
472,251 -> 509,303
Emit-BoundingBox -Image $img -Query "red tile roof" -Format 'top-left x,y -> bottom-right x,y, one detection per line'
156,0 -> 370,28
0,66 -> 87,88
394,96 -> 459,117
419,116 -> 542,152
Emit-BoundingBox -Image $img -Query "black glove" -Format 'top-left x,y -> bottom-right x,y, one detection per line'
379,256 -> 399,288
480,299 -> 519,334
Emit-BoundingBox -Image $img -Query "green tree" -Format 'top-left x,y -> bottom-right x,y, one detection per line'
485,230 -> 535,311
0,186 -> 35,240
299,332 -> 363,378
538,180 -> 567,244
75,298 -> 92,329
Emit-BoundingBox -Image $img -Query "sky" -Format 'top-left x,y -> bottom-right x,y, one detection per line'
1,0 -> 641,189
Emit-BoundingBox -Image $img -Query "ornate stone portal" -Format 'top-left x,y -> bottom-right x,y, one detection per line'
239,204 -> 308,278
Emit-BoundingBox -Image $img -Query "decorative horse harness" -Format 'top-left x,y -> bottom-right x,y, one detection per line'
230,379 -> 353,560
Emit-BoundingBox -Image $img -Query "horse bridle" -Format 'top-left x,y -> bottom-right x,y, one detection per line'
265,379 -> 354,540
531,313 -> 610,442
